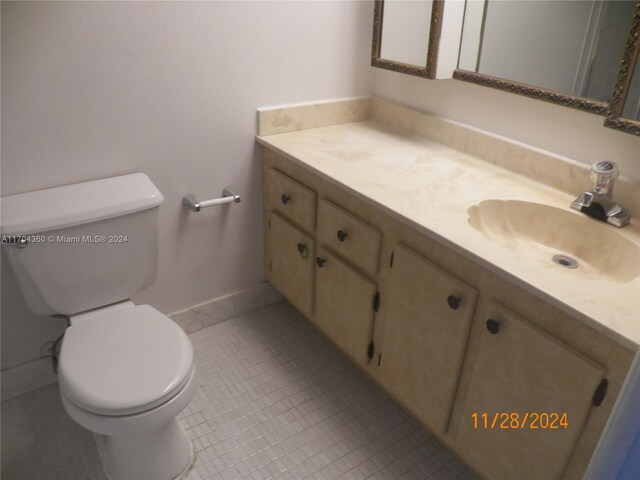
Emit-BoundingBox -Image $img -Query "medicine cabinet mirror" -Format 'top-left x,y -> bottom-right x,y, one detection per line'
605,4 -> 640,135
454,0 -> 637,116
371,0 -> 443,78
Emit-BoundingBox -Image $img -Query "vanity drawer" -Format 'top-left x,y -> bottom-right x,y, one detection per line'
317,199 -> 382,274
267,168 -> 316,232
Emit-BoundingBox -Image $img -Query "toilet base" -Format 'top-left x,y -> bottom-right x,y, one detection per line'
96,418 -> 194,480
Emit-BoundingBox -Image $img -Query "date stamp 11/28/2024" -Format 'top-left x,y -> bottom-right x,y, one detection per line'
471,412 -> 569,430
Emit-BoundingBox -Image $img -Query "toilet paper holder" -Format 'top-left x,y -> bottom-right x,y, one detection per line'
182,188 -> 241,212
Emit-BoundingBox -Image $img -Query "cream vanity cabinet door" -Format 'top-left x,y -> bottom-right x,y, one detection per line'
454,302 -> 606,480
379,243 -> 478,435
315,247 -> 378,367
266,213 -> 315,317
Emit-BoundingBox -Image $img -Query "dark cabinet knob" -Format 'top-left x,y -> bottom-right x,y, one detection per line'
316,257 -> 326,268
281,194 -> 291,205
337,230 -> 348,242
447,295 -> 461,310
297,242 -> 308,259
486,319 -> 500,334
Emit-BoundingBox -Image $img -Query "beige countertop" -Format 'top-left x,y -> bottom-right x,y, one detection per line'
257,109 -> 640,350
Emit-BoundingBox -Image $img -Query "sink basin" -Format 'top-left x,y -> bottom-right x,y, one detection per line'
468,200 -> 639,283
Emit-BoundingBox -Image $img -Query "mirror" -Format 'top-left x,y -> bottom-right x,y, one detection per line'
454,0 -> 637,115
605,4 -> 640,135
371,0 -> 443,78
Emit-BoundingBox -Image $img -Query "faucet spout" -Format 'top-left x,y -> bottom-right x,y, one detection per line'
570,161 -> 630,227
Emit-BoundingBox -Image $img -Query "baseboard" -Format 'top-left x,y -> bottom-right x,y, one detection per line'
1,357 -> 58,401
0,283 -> 283,402
170,282 -> 283,334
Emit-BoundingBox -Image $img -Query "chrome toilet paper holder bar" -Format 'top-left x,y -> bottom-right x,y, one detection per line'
183,188 -> 241,212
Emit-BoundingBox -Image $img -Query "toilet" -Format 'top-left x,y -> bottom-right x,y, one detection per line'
1,173 -> 196,480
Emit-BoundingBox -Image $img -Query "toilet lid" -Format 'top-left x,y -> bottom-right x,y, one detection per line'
58,305 -> 194,416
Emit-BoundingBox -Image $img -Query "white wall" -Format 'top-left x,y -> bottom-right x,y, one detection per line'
372,70 -> 640,181
1,1 -> 373,371
3,0 -> 640,388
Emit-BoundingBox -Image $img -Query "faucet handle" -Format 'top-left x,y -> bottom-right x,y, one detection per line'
590,161 -> 619,195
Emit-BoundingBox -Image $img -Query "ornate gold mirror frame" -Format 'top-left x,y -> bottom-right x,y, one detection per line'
604,3 -> 640,136
371,0 -> 444,79
452,1 -> 612,116
452,70 -> 608,115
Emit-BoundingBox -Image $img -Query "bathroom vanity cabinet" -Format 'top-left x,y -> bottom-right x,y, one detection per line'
261,147 -> 634,480
266,168 -> 381,368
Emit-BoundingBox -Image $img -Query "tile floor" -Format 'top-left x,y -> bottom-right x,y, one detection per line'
1,301 -> 477,480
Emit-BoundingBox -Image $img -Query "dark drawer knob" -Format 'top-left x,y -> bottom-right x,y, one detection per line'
281,194 -> 291,205
447,295 -> 461,310
337,230 -> 348,242
486,319 -> 500,334
316,257 -> 326,268
297,242 -> 308,259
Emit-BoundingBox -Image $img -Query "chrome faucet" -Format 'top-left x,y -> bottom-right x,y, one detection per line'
571,161 -> 630,227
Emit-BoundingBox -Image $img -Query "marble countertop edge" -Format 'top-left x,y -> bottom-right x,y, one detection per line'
256,121 -> 640,350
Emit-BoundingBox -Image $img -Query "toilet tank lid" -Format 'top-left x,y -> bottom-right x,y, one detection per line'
0,173 -> 164,236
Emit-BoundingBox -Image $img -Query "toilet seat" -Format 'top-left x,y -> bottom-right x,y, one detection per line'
58,304 -> 194,416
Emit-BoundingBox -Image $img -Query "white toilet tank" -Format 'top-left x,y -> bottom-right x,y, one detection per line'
1,174 -> 164,316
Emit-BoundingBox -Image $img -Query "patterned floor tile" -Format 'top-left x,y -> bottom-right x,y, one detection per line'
1,301 -> 476,480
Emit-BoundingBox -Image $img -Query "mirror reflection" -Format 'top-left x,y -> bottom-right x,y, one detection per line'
458,0 -> 636,104
372,0 -> 441,78
379,0 -> 432,67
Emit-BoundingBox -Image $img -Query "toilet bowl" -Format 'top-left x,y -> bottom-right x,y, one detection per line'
0,174 -> 197,479
62,367 -> 197,480
57,302 -> 197,479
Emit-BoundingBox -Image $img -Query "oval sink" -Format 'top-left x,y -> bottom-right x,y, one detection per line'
468,200 -> 639,283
